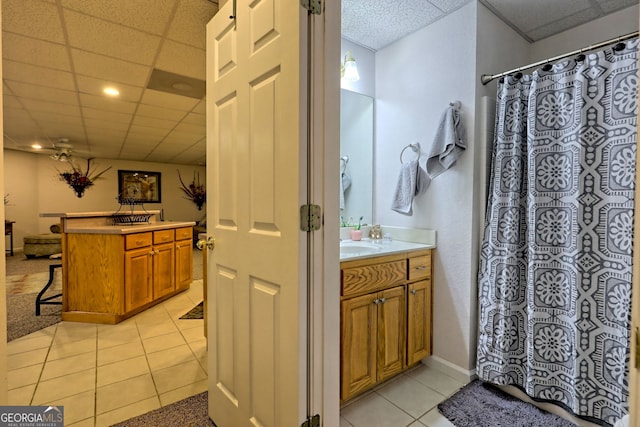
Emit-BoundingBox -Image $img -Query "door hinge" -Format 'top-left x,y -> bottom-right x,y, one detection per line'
301,414 -> 320,427
635,326 -> 640,369
300,0 -> 321,15
300,204 -> 322,232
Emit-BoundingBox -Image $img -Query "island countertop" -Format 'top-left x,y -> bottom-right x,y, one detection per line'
64,221 -> 196,235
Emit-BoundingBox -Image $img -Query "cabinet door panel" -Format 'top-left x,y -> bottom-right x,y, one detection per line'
175,239 -> 193,289
341,293 -> 377,401
125,248 -> 153,311
153,242 -> 175,298
408,279 -> 432,365
377,286 -> 405,382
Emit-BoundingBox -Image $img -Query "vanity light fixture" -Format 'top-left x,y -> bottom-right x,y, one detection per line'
31,143 -> 42,150
103,87 -> 120,97
341,51 -> 360,82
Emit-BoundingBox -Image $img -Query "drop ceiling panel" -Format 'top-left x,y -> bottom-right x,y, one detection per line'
483,0 -> 592,32
428,0 -> 473,11
342,0 -> 444,50
3,61 -> 76,91
64,10 -> 162,65
71,49 -> 150,86
2,0 -> 65,44
162,130 -> 203,144
131,115 -> 179,130
166,0 -> 218,49
81,107 -> 134,124
155,40 -> 206,80
83,119 -> 131,133
3,33 -> 71,71
60,0 -> 177,35
21,99 -> 81,117
526,8 -> 600,41
596,0 -> 639,12
5,81 -> 79,106
75,76 -> 144,102
136,104 -> 189,121
181,112 -> 205,126
173,122 -> 206,135
128,125 -> 173,138
140,90 -> 201,111
79,94 -> 137,114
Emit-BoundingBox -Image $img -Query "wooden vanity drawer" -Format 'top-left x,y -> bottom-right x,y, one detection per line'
154,229 -> 175,244
408,255 -> 431,282
342,260 -> 406,297
175,227 -> 193,241
125,232 -> 152,250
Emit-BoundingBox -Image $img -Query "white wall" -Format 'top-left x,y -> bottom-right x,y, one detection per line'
340,39 -> 375,98
3,149 -> 206,251
375,2 -> 478,370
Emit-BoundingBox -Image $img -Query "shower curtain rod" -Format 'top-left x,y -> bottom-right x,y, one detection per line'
480,30 -> 639,85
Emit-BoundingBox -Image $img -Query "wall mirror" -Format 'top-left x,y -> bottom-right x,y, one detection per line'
340,89 -> 374,226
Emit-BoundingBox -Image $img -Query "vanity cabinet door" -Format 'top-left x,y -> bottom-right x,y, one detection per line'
175,238 -> 193,290
407,279 -> 432,365
153,242 -> 175,299
377,285 -> 406,382
124,247 -> 154,312
341,292 -> 377,401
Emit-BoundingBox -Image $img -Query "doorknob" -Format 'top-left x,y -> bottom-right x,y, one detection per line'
197,236 -> 215,251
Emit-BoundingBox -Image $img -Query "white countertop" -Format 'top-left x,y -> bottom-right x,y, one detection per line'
339,239 -> 434,261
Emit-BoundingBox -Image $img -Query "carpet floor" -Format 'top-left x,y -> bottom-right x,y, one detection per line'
438,380 -> 578,427
180,301 -> 204,319
7,292 -> 61,342
111,392 -> 216,427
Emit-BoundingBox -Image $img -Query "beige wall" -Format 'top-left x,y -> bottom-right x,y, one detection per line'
4,149 -> 206,252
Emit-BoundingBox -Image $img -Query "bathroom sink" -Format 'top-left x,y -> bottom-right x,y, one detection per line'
340,241 -> 383,255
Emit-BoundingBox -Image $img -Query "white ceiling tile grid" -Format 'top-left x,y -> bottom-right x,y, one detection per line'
2,0 -> 637,165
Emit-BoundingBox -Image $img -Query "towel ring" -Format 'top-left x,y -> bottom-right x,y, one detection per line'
400,143 -> 420,163
340,155 -> 349,173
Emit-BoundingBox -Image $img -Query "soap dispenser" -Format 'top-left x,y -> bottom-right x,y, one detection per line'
369,225 -> 382,240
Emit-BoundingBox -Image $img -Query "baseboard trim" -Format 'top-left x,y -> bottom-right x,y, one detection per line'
423,355 -> 477,384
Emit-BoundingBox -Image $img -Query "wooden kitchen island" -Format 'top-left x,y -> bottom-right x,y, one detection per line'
43,211 -> 195,324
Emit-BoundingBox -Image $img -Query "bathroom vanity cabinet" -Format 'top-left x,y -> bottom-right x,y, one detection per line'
340,249 -> 433,402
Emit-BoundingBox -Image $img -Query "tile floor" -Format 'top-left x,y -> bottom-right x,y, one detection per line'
340,365 -> 464,427
7,279 -> 208,427
7,273 -> 464,427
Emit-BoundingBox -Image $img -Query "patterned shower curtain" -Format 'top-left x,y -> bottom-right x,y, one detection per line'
477,39 -> 638,426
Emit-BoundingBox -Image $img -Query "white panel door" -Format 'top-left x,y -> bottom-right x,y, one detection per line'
206,0 -> 306,426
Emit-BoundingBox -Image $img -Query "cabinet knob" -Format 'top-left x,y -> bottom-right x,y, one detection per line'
380,297 -> 386,304
411,289 -> 417,295
373,299 -> 380,305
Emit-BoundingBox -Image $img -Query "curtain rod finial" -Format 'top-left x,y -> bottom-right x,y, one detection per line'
481,74 -> 493,85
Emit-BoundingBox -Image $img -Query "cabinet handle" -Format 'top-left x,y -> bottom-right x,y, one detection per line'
415,266 -> 427,271
373,299 -> 380,305
411,289 -> 417,295
380,297 -> 386,304
149,251 -> 155,256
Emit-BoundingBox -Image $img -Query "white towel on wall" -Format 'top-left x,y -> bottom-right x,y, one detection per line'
391,159 -> 429,215
340,170 -> 351,210
425,101 -> 466,178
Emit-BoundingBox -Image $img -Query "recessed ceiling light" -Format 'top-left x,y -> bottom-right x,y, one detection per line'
31,143 -> 42,149
103,87 -> 120,97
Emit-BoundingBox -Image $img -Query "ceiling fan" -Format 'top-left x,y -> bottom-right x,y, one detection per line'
44,138 -> 75,162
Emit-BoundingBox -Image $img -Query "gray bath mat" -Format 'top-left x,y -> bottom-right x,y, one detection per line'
438,380 -> 578,427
